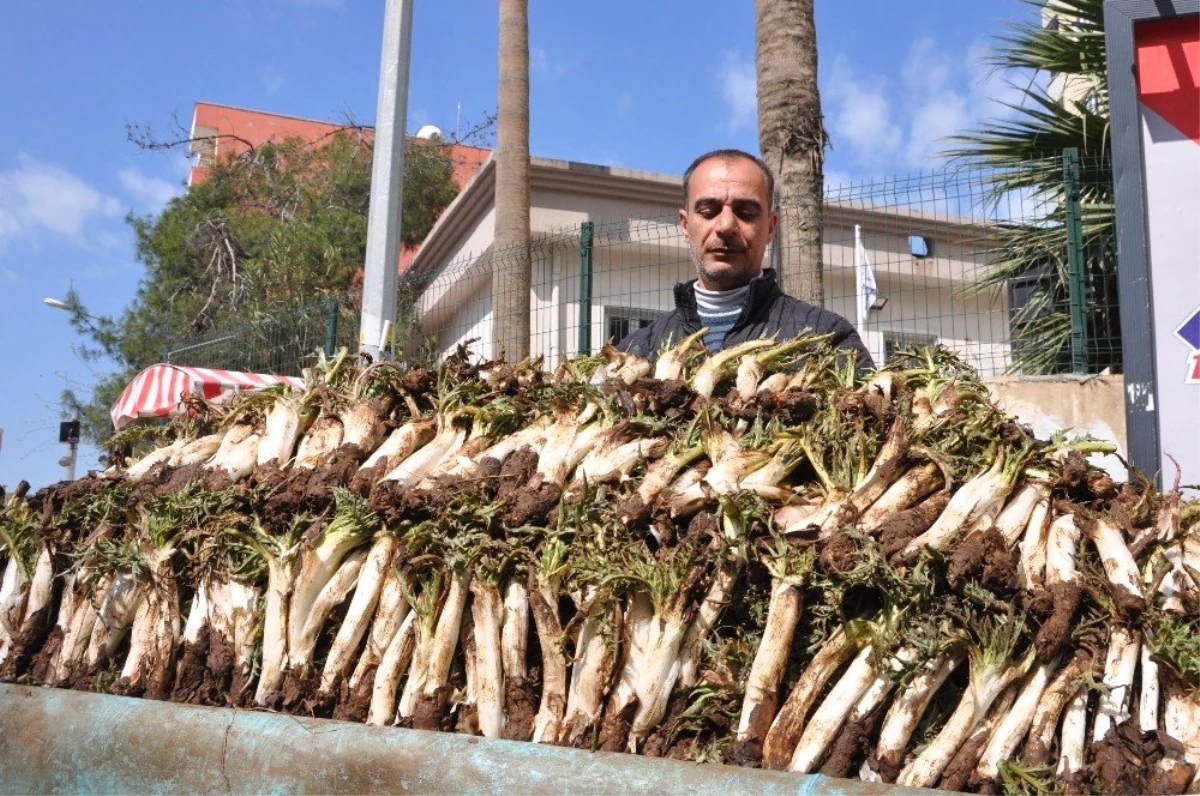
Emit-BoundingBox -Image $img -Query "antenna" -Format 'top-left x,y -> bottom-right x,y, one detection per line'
456,102 -> 461,141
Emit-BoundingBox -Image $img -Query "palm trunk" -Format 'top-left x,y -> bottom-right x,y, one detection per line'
493,0 -> 531,359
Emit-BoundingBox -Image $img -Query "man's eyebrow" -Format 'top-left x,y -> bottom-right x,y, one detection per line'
691,196 -> 764,211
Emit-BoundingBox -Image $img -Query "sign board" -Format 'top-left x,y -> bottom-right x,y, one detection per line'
1104,0 -> 1200,493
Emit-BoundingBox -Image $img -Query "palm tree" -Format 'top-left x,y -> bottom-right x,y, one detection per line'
493,0 -> 531,360
947,0 -> 1116,374
755,0 -> 827,305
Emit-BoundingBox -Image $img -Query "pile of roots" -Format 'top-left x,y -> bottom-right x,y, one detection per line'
1,338 -> 1197,795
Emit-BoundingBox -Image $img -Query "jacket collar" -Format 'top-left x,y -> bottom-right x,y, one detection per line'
673,268 -> 781,329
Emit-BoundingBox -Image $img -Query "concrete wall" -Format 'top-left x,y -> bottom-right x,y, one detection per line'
984,374 -> 1128,479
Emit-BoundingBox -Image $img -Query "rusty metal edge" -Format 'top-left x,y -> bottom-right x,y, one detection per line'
0,683 -> 938,795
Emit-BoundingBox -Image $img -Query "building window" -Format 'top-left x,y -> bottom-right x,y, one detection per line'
883,330 -> 938,363
604,306 -> 664,345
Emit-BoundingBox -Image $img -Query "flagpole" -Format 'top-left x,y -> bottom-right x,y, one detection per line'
854,224 -> 866,333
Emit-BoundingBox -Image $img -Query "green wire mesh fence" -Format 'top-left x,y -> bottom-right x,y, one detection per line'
163,150 -> 1118,380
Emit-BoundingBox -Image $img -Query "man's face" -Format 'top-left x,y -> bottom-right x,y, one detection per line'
680,156 -> 777,291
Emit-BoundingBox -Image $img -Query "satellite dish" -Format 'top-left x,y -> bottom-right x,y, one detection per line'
415,124 -> 444,141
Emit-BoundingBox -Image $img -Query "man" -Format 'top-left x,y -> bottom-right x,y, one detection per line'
618,149 -> 874,372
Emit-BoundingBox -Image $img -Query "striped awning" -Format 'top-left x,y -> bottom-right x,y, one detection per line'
111,364 -> 305,429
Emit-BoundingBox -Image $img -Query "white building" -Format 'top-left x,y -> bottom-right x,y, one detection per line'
405,155 -> 1011,375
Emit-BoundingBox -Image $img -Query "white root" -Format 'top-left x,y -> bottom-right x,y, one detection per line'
974,657 -> 1058,782
736,580 -> 802,745
470,579 -> 506,738
1089,515 -> 1144,605
1091,625 -> 1140,742
319,535 -> 395,696
788,644 -> 877,773
992,482 -> 1046,547
560,595 -> 621,746
367,610 -> 417,726
1017,490 -> 1052,590
253,555 -> 292,706
857,462 -> 942,531
1139,639 -> 1160,733
348,569 -> 408,694
873,648 -> 964,779
1056,686 -> 1088,780
501,578 -> 529,682
288,549 -> 366,671
762,628 -> 856,770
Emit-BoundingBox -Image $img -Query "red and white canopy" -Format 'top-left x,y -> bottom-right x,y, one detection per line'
111,364 -> 305,429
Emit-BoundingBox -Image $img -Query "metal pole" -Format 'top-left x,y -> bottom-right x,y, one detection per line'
359,0 -> 414,362
1063,148 -> 1088,375
578,221 -> 594,355
324,295 -> 339,358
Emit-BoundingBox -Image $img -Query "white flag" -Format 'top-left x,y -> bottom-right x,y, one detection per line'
854,224 -> 878,330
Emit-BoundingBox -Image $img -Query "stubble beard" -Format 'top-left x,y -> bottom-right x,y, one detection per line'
688,240 -> 757,291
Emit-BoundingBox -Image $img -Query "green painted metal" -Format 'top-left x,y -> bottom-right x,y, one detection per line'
578,220 -> 594,356
324,295 -> 340,358
0,683 -> 936,795
1063,147 -> 1089,375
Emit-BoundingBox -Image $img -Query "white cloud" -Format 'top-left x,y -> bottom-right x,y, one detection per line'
823,34 -> 1042,177
717,51 -> 756,134
531,47 -> 549,75
0,154 -> 121,245
259,66 -> 285,95
824,55 -> 903,166
118,167 -> 179,213
0,264 -> 20,284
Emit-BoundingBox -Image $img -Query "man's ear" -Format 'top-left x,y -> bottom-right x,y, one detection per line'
678,207 -> 688,236
768,210 -> 778,239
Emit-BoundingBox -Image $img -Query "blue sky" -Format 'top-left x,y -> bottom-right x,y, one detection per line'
0,0 -> 1030,492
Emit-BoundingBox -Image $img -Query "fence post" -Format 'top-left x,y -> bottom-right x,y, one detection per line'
324,296 -> 340,358
1063,147 -> 1088,375
578,221 -> 594,356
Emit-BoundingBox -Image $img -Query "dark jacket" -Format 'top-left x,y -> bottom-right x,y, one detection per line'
617,269 -> 875,372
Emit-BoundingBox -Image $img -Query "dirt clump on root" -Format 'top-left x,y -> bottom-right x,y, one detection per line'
279,666 -> 322,715
2,604 -> 56,679
412,687 -> 455,732
628,378 -> 695,420
598,700 -> 638,752
26,625 -> 65,684
171,633 -> 210,703
756,388 -> 818,426
725,736 -> 764,767
940,726 -> 993,793
819,701 -> 887,779
157,462 -> 208,496
305,445 -> 368,502
879,491 -> 951,559
501,677 -> 538,741
503,480 -> 562,527
1034,580 -> 1082,663
947,528 -> 1018,594
199,631 -> 236,705
495,448 -> 539,503
1089,719 -> 1187,795
819,532 -> 860,576
333,668 -> 377,723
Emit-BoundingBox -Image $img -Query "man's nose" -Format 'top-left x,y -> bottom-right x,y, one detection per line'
714,206 -> 738,234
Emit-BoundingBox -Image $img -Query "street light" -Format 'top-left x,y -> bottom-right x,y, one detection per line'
44,295 -> 84,481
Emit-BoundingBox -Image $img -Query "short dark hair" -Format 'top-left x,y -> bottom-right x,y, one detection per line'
681,149 -> 775,208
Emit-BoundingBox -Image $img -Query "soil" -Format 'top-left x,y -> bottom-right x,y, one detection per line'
879,491 -> 951,560
348,464 -> 383,497
628,378 -> 695,421
757,388 -> 819,427
502,480 -> 562,527
1034,580 -> 1082,663
1056,449 -> 1090,494
947,528 -> 1018,594
725,737 -> 764,768
26,624 -> 64,684
411,686 -> 455,732
303,445 -> 368,505
501,678 -> 538,741
170,631 -> 210,703
200,631 -> 236,705
157,462 -> 208,496
333,665 -> 377,723
261,471 -> 311,533
496,448 -> 539,503
598,699 -> 638,752
616,494 -> 650,529
2,603 -> 56,680
1089,718 -> 1172,795
818,700 -> 887,779
1146,760 -> 1196,795
940,727 -> 992,792
818,532 -> 859,576
279,666 -> 322,715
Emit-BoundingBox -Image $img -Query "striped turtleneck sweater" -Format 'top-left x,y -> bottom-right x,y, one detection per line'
694,282 -> 749,353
